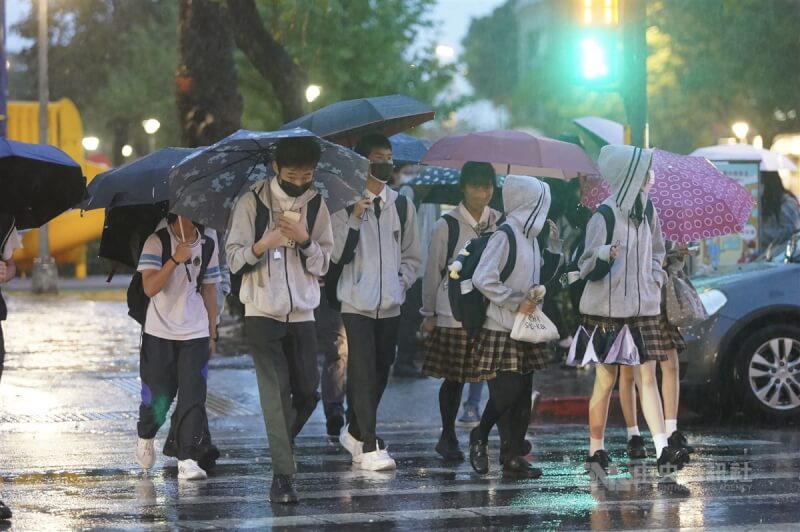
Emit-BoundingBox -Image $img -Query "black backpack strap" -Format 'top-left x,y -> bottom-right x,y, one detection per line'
253,186 -> 271,241
498,224 -> 516,282
196,233 -> 216,291
395,194 -> 408,243
440,213 -> 460,278
299,194 -> 323,270
644,199 -> 655,227
596,204 -> 616,246
156,228 -> 172,266
337,204 -> 360,266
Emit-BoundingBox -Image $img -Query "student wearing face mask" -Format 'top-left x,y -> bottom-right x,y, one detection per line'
330,133 -> 421,471
226,137 -> 334,503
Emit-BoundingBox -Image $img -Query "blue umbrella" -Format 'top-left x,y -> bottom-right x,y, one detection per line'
82,147 -> 198,210
0,138 -> 86,229
281,94 -> 434,147
169,128 -> 369,232
390,133 -> 431,164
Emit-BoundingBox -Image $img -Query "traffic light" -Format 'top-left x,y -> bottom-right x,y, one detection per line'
569,0 -> 622,89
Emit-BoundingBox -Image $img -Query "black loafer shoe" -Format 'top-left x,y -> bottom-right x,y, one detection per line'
585,450 -> 612,472
435,436 -> 465,461
269,475 -> 299,504
469,429 -> 489,474
503,456 -> 543,479
657,445 -> 690,474
668,430 -> 695,454
627,435 -> 647,460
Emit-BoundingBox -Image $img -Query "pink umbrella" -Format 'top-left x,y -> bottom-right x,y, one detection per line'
581,149 -> 754,242
421,129 -> 598,179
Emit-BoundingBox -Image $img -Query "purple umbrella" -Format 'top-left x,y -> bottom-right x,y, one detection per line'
581,148 -> 754,242
421,129 -> 598,179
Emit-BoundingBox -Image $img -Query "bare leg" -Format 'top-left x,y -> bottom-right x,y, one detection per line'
618,365 -> 638,431
589,364 -> 619,453
660,349 -> 680,422
633,361 -> 668,457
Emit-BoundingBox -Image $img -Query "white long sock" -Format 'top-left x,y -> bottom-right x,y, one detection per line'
653,433 -> 668,458
590,438 -> 604,455
626,426 -> 640,439
665,419 -> 678,435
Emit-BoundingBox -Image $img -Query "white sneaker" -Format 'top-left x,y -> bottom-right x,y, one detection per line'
177,459 -> 208,480
135,437 -> 155,470
339,425 -> 363,462
358,449 -> 396,471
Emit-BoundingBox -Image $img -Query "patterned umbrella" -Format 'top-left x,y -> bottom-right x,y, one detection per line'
406,166 -> 505,209
581,149 -> 754,242
169,128 -> 369,232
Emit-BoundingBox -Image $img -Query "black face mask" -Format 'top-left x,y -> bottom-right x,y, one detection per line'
369,162 -> 394,183
565,202 -> 592,229
278,178 -> 311,198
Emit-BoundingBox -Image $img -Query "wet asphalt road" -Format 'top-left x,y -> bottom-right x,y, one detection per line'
1,294 -> 799,531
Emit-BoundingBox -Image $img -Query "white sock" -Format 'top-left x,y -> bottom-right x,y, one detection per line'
653,433 -> 668,458
665,419 -> 678,435
626,426 -> 640,439
590,438 -> 604,455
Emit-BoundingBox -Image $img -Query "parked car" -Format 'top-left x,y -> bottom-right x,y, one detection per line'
681,233 -> 800,421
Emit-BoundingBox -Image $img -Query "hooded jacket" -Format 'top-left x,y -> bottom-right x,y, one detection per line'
473,175 -> 562,332
225,178 -> 334,323
331,185 -> 421,319
420,204 -> 503,328
579,145 -> 667,318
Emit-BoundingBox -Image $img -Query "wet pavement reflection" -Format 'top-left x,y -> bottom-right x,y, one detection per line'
1,294 -> 799,530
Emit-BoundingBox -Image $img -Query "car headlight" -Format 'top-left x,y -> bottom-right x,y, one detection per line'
698,288 -> 727,316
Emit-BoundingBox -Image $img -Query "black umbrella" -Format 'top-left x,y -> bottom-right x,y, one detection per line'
281,94 -> 434,147
81,147 -> 197,210
0,138 -> 86,230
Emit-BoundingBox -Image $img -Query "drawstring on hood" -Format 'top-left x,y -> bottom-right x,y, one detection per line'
598,145 -> 653,217
502,174 -> 551,241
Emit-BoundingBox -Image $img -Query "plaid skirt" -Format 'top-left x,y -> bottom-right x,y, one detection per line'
422,326 -> 479,382
469,328 -> 549,381
660,313 -> 686,353
582,315 -> 670,363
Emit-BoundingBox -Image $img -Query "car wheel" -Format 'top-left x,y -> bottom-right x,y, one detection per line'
734,324 -> 800,421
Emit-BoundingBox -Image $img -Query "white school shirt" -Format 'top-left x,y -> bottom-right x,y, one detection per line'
137,222 -> 221,341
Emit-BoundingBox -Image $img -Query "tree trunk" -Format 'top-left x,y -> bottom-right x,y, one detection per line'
227,0 -> 307,123
176,0 -> 242,147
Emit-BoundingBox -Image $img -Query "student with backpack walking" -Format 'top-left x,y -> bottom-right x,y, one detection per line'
226,137 -> 334,503
419,162 -> 503,462
134,213 -> 220,481
330,133 -> 421,471
577,145 -> 689,473
467,175 -> 562,478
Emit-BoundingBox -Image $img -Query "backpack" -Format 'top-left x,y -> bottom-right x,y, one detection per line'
127,227 -> 216,326
564,200 -> 654,310
323,194 -> 408,311
229,187 -> 323,306
447,224 -> 516,339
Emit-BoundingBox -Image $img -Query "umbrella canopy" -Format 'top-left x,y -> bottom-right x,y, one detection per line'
690,144 -> 797,172
581,149 -> 754,242
0,138 -> 86,230
99,202 -> 170,269
280,94 -> 434,147
82,147 -> 198,210
421,130 -> 599,179
390,133 -> 431,164
169,128 -> 369,232
573,116 -> 625,146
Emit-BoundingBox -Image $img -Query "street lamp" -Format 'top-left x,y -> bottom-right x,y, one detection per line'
732,121 -> 749,143
435,44 -> 455,62
305,84 -> 321,104
82,136 -> 100,151
121,144 -> 133,158
142,118 -> 160,153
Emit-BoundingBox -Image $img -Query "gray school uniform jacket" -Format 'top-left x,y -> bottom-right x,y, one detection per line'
578,145 -> 667,318
473,175 -> 562,332
331,186 -> 421,319
225,179 -> 334,323
420,204 -> 503,328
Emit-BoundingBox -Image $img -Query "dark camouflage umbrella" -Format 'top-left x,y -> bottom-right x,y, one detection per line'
169,128 -> 369,231
406,166 -> 505,210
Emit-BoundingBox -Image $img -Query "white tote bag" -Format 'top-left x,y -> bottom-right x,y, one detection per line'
510,307 -> 560,344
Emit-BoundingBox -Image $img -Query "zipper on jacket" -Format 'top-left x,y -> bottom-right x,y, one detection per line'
376,211 -> 383,320
283,248 -> 294,322
635,223 -> 642,317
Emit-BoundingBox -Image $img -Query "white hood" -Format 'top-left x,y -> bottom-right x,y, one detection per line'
598,145 -> 653,213
502,174 -> 551,241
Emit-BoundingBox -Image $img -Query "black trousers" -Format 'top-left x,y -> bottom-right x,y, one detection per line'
137,334 -> 211,461
342,313 -> 400,453
246,317 -> 320,476
315,289 -> 348,418
396,280 -> 423,368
